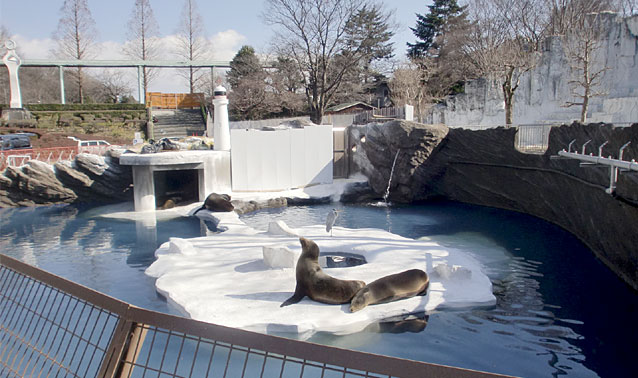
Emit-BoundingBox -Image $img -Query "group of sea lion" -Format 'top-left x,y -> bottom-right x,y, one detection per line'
281,237 -> 429,312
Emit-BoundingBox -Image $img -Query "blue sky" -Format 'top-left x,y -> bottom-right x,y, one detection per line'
0,0 -> 432,92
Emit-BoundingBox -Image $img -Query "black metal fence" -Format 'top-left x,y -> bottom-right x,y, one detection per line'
0,254 -> 514,378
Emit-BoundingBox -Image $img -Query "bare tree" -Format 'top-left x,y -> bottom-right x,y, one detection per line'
543,0 -> 616,35
388,60 -> 436,122
125,0 -> 160,95
96,69 -> 133,103
264,0 -> 387,124
175,0 -> 209,93
52,0 -> 98,104
20,67 -> 62,104
563,13 -> 609,123
462,0 -> 540,125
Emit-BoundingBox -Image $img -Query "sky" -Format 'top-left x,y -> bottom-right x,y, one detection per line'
0,0 -> 432,95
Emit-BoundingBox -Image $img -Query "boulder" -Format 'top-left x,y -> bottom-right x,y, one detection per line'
350,120 -> 448,202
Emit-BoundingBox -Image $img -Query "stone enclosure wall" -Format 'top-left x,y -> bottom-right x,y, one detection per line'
427,13 -> 638,126
350,120 -> 638,290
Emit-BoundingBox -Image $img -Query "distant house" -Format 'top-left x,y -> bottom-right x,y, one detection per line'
326,102 -> 376,115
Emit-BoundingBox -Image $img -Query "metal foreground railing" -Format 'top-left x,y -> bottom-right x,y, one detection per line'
0,255 -> 514,378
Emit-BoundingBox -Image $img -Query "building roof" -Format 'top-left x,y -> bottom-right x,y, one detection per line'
325,101 -> 376,113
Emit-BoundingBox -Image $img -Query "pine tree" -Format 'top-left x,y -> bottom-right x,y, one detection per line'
227,46 -> 269,120
407,0 -> 464,59
227,46 -> 262,89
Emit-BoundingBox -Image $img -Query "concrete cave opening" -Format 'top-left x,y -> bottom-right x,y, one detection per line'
153,169 -> 200,208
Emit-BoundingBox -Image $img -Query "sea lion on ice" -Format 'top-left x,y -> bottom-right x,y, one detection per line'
193,192 -> 234,215
349,269 -> 429,312
280,237 -> 366,307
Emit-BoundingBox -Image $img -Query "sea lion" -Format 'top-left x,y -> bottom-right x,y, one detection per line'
193,193 -> 234,215
280,237 -> 366,307
349,269 -> 429,312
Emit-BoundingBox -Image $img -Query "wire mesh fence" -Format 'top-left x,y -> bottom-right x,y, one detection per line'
0,254 -> 514,378
0,262 -> 119,377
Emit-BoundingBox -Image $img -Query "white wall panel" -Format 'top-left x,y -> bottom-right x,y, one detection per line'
231,126 -> 333,191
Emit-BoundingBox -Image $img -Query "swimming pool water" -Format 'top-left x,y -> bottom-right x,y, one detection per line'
0,201 -> 636,377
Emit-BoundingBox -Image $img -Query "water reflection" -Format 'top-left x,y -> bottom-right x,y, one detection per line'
0,204 -> 209,315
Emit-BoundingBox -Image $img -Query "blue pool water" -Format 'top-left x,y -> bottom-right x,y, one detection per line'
0,201 -> 636,377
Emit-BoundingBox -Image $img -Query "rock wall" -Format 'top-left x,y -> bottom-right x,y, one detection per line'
349,120 -> 449,202
428,13 -> 638,126
0,150 -> 133,207
350,121 -> 638,290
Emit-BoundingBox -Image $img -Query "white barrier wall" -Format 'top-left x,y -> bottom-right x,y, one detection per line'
231,125 -> 333,191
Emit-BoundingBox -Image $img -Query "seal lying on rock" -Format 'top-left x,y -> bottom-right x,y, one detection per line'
193,193 -> 234,215
281,237 -> 366,307
349,269 -> 429,312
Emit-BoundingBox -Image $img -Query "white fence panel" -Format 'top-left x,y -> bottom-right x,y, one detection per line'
230,125 -> 333,191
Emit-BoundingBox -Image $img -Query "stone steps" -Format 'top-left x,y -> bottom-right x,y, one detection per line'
152,109 -> 205,139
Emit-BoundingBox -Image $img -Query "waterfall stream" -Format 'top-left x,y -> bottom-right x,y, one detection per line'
383,149 -> 400,203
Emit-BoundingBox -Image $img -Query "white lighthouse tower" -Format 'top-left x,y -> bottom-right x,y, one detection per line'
212,85 -> 231,151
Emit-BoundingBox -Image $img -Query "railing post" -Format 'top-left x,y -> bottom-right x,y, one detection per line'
98,318 -> 148,378
59,66 -> 66,105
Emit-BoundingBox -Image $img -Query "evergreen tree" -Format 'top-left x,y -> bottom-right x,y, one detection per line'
227,46 -> 263,89
339,3 -> 395,103
227,46 -> 269,120
344,4 -> 394,77
407,0 -> 464,59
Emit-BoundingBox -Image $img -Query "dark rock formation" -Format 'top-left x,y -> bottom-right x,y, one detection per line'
352,121 -> 638,290
349,120 -> 449,202
0,150 -> 133,207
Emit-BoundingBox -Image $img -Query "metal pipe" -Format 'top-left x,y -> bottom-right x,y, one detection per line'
582,140 -> 591,154
619,141 -> 631,161
568,139 -> 576,153
558,151 -> 638,171
598,141 -> 609,157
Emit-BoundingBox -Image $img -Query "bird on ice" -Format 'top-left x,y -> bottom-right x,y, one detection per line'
326,209 -> 341,236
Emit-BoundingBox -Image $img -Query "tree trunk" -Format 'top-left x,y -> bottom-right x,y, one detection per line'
310,104 -> 323,124
502,68 -> 517,126
581,91 -> 589,123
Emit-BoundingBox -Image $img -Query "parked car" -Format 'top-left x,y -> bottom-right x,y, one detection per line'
0,133 -> 33,150
67,136 -> 111,148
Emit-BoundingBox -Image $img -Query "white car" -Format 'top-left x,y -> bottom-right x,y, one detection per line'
67,136 -> 111,147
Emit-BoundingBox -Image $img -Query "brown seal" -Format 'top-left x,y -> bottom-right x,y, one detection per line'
193,193 -> 234,215
280,237 -> 366,307
349,269 -> 429,312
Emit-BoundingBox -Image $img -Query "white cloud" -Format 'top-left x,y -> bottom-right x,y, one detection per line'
210,29 -> 246,60
10,34 -> 54,59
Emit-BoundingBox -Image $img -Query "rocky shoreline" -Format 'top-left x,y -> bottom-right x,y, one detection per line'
0,150 -> 133,207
